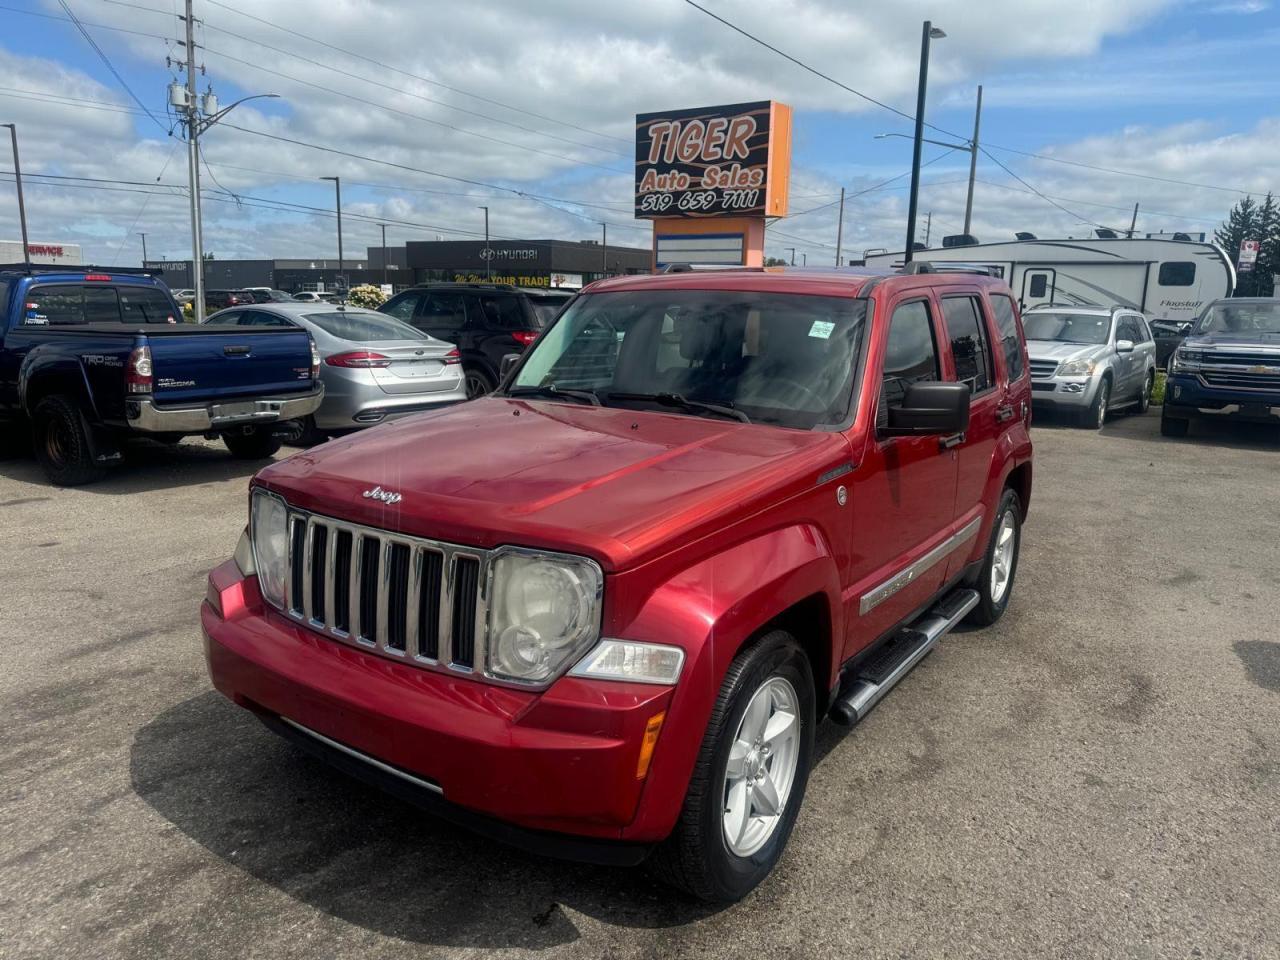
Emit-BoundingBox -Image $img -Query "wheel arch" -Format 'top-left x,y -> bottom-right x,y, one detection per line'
21,358 -> 97,421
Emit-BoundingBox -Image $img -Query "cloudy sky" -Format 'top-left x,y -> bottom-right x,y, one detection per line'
2,0 -> 1279,267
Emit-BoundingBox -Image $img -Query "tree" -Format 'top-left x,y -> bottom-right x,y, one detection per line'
346,283 -> 386,309
1215,193 -> 1276,297
764,256 -> 788,266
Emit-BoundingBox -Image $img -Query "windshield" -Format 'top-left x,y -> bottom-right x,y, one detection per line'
305,311 -> 428,342
1197,301 -> 1280,335
509,290 -> 867,429
1022,312 -> 1112,345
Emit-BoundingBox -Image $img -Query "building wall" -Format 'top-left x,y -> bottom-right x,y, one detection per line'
3,241 -> 84,265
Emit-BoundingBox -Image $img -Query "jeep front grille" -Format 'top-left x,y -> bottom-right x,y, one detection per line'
282,511 -> 488,673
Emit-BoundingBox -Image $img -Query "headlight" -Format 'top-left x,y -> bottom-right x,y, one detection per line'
486,549 -> 602,684
1059,358 -> 1096,377
570,639 -> 685,685
1172,348 -> 1204,371
251,489 -> 289,608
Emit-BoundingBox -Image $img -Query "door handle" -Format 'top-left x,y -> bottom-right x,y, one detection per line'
996,404 -> 1016,423
939,432 -> 965,451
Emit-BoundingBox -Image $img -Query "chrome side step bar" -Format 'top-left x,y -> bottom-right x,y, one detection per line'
830,588 -> 980,726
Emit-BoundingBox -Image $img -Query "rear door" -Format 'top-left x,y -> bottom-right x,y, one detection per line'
940,292 -> 1001,537
847,295 -> 958,658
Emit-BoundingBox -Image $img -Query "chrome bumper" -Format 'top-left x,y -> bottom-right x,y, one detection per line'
127,385 -> 324,433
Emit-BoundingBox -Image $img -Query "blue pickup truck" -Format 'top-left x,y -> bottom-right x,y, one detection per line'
1162,297 -> 1280,437
0,267 -> 323,485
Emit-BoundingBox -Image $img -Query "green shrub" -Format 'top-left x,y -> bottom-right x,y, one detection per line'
346,284 -> 387,309
1151,371 -> 1167,406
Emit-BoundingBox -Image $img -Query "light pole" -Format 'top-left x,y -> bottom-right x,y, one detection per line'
787,247 -> 796,266
600,222 -> 607,278
380,223 -> 388,288
1,123 -> 31,272
479,205 -> 490,279
139,232 -> 148,267
904,20 -> 946,264
321,176 -> 344,301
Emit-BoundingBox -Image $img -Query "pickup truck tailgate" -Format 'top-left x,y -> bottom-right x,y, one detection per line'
148,328 -> 314,404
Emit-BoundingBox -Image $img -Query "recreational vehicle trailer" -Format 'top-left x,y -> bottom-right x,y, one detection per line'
862,238 -> 1235,326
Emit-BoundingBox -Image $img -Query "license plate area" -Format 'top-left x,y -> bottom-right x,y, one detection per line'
210,400 -> 283,424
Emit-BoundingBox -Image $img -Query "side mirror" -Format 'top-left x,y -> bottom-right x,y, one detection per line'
500,353 -> 521,381
885,381 -> 971,437
1115,339 -> 1135,354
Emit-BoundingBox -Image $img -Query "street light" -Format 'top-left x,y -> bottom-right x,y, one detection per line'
139,232 -> 148,267
1,123 -> 31,272
787,247 -> 796,266
904,21 -> 945,263
321,176 -> 344,301
478,205 -> 490,279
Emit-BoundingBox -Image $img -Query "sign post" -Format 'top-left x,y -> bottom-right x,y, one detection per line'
634,101 -> 792,271
1238,239 -> 1260,273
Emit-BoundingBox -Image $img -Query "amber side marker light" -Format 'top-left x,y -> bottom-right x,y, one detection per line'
636,711 -> 667,780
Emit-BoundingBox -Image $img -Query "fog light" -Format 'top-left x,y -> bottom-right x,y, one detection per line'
1173,385 -> 1182,400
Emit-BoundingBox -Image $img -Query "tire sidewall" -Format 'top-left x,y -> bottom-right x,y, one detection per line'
969,489 -> 1022,625
698,636 -> 815,900
33,396 -> 100,485
464,365 -> 495,399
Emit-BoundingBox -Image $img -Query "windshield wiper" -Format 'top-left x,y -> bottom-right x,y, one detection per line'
507,384 -> 601,406
606,391 -> 750,424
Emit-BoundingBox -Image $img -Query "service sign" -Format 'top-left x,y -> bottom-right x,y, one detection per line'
634,101 -> 791,219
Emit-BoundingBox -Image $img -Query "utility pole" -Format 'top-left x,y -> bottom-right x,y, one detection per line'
834,187 -> 845,266
787,247 -> 796,266
1,124 -> 30,272
321,176 -> 343,300
801,252 -> 807,266
905,20 -> 945,263
601,222 -> 607,278
479,205 -> 490,279
181,0 -> 205,320
1128,203 -> 1139,238
139,232 -> 148,267
962,85 -> 982,237
924,211 -> 932,248
380,222 -> 387,288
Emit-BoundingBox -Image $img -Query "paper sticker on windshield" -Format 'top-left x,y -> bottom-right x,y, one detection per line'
808,320 -> 835,339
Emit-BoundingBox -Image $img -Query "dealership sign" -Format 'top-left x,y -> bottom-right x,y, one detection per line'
1239,238 -> 1260,273
634,101 -> 791,219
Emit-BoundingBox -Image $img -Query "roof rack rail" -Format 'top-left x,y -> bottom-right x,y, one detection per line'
661,263 -> 766,273
899,261 -> 1000,277
0,263 -> 163,277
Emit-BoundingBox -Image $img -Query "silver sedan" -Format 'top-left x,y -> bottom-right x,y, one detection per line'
204,302 -> 466,436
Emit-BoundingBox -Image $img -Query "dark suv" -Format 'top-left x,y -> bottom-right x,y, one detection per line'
205,289 -> 253,312
379,283 -> 540,397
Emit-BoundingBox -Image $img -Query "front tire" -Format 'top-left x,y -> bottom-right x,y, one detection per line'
965,487 -> 1022,626
1137,371 -> 1154,414
222,427 -> 282,460
32,395 -> 106,486
1082,377 -> 1110,430
649,630 -> 814,903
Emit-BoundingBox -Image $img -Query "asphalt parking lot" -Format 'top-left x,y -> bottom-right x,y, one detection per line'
2,410 -> 1279,960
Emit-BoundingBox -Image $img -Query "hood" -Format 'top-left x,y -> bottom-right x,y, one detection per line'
1026,341 -> 1108,363
258,397 -> 850,570
1184,331 -> 1280,352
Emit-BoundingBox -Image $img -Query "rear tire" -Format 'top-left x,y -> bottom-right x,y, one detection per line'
294,415 -> 327,447
222,427 -> 282,460
965,487 -> 1022,627
1160,413 -> 1189,438
463,365 -> 495,400
32,395 -> 106,486
649,630 -> 814,903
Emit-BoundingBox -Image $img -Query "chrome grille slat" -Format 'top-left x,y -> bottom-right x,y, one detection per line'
1029,359 -> 1059,379
280,510 -> 491,681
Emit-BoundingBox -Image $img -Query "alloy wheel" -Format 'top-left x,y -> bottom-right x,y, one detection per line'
465,373 -> 489,399
990,509 -> 1017,604
1096,382 -> 1109,428
722,676 -> 801,858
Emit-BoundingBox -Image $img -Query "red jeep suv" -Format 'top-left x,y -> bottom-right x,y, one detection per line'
203,266 -> 1033,902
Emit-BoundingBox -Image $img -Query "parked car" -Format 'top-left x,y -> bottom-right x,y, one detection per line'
205,289 -> 253,312
378,282 -> 541,398
172,288 -> 196,305
0,267 -> 322,485
291,291 -> 339,304
203,266 -> 1033,902
1022,305 -> 1157,428
1151,318 -> 1193,367
204,303 -> 465,438
521,287 -> 575,325
1162,297 -> 1280,437
243,288 -> 296,303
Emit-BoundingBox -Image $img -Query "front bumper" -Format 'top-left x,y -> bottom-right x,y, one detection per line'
314,389 -> 465,429
202,561 -> 673,853
127,384 -> 324,433
1164,372 -> 1280,423
1029,374 -> 1101,409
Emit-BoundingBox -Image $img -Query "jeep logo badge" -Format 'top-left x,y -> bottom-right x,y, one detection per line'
362,485 -> 402,505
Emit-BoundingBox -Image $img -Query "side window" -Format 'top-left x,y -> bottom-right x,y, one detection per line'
989,293 -> 1025,382
477,295 -> 527,331
83,287 -> 122,323
421,293 -> 468,329
1117,317 -> 1137,343
881,300 -> 940,416
381,293 -> 421,321
243,311 -> 292,327
24,285 -> 83,325
1028,274 -> 1048,298
212,311 -> 243,325
1158,262 -> 1195,287
941,296 -> 994,394
1136,316 -> 1152,343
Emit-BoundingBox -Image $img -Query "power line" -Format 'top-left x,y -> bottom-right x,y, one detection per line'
0,3 -> 169,41
199,45 -> 629,175
978,146 -> 1117,231
783,152 -> 958,220
54,0 -> 169,133
972,178 -> 1223,224
199,0 -> 630,146
984,144 -> 1256,197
